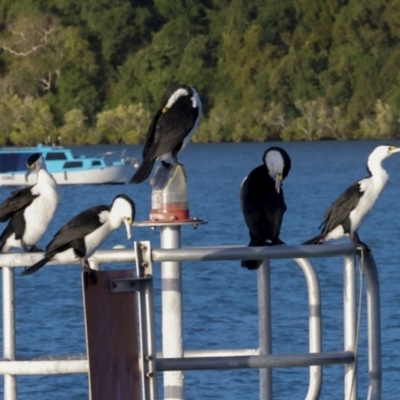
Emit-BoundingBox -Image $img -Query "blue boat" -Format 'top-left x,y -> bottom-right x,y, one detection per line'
0,144 -> 137,186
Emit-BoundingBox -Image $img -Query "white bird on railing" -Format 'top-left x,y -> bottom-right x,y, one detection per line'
0,153 -> 58,253
21,194 -> 135,284
303,145 -> 400,252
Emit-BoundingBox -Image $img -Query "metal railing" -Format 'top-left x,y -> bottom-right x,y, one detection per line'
0,242 -> 381,400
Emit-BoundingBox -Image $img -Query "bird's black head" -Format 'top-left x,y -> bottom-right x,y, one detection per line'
263,147 -> 291,193
26,153 -> 42,169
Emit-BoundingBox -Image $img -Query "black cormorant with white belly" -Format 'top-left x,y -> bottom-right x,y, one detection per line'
21,194 -> 135,283
0,153 -> 58,252
129,84 -> 202,184
303,145 -> 400,252
240,147 -> 291,270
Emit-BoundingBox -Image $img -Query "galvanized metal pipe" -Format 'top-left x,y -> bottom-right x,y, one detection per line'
294,258 -> 322,400
0,249 -> 136,268
258,260 -> 272,400
152,244 -> 355,262
0,359 -> 88,375
343,255 -> 357,400
160,225 -> 184,400
134,241 -> 159,400
362,253 -> 381,400
181,349 -> 260,357
88,260 -> 100,271
156,351 -> 355,371
3,267 -> 16,400
0,245 -> 355,268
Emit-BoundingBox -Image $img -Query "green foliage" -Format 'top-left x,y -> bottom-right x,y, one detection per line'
0,0 -> 400,144
96,104 -> 151,144
359,100 -> 400,139
1,95 -> 56,145
58,108 -> 95,145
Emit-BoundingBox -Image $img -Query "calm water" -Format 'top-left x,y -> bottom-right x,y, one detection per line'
1,140 -> 400,399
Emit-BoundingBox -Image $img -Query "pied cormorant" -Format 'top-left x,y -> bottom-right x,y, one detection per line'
303,145 -> 400,251
129,84 -> 202,184
240,147 -> 291,270
21,194 -> 135,283
0,153 -> 58,252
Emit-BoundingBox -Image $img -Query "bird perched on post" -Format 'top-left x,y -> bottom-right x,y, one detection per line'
0,153 -> 58,252
303,145 -> 400,252
129,84 -> 202,184
21,194 -> 135,284
240,147 -> 291,270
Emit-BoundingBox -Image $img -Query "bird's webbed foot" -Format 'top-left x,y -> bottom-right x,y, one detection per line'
29,245 -> 43,253
81,259 -> 98,287
351,232 -> 371,253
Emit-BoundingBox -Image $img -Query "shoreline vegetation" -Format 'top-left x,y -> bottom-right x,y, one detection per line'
0,2 -> 399,146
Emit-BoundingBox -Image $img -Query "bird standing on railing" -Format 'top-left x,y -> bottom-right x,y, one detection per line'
0,153 -> 58,252
21,194 -> 135,284
303,145 -> 400,252
129,84 -> 202,184
240,147 -> 291,270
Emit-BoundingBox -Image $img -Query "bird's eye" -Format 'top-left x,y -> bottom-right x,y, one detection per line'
162,107 -> 168,113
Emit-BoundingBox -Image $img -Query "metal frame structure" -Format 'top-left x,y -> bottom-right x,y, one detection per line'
0,242 -> 381,400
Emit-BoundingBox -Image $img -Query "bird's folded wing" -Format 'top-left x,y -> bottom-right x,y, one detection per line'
0,187 -> 39,222
46,205 -> 109,252
322,181 -> 363,232
146,101 -> 199,159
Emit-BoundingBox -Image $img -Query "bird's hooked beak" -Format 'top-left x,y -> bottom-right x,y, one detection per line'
123,217 -> 133,240
389,146 -> 400,155
275,173 -> 283,193
25,164 -> 35,182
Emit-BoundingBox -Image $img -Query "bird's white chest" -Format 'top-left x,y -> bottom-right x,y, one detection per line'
53,223 -> 113,264
349,175 -> 387,232
23,183 -> 58,245
84,222 -> 113,258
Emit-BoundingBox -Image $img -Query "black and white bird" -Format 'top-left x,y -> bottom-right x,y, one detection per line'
240,147 -> 291,270
303,145 -> 400,252
0,153 -> 58,252
21,194 -> 135,283
129,84 -> 202,184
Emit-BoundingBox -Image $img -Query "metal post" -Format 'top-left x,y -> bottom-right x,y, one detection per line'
258,259 -> 272,400
294,258 -> 322,400
3,267 -> 16,400
160,225 -> 184,400
362,253 -> 381,400
135,241 -> 158,400
343,255 -> 357,400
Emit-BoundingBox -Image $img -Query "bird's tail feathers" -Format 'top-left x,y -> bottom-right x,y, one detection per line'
129,159 -> 156,184
241,239 -> 265,270
21,256 -> 51,276
302,234 -> 324,245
